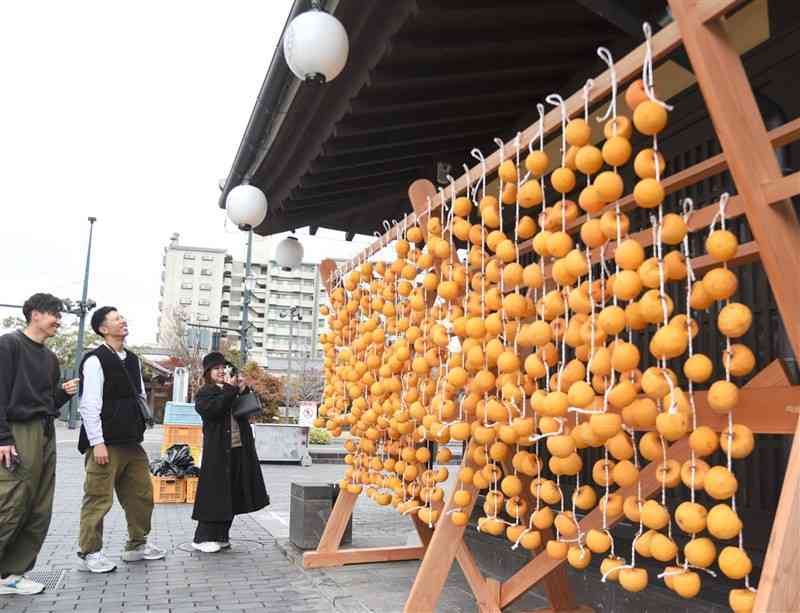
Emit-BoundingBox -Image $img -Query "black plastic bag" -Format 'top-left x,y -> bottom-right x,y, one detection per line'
149,444 -> 199,477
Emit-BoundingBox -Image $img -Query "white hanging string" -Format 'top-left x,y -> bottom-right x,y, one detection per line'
642,23 -> 674,111
494,137 -> 507,235
596,47 -> 618,126
681,198 -> 699,508
546,94 -> 568,168
471,148 -> 488,202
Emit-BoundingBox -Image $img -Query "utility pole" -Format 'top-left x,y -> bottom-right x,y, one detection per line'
69,217 -> 97,429
240,228 -> 254,364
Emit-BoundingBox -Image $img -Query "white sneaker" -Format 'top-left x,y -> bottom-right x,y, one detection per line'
0,575 -> 45,595
191,541 -> 221,553
121,543 -> 167,562
218,541 -> 231,550
76,551 -> 117,573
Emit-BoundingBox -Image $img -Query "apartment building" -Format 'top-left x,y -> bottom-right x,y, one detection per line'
262,261 -> 328,374
158,234 -> 328,371
219,257 -> 269,367
158,233 -> 227,345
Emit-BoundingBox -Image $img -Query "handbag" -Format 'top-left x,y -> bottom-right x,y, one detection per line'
231,391 -> 263,420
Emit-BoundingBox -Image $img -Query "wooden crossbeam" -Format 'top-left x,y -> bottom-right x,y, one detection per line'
763,168 -> 800,205
568,361 -> 798,434
622,384 -> 798,434
303,545 -> 426,569
500,358 -> 788,608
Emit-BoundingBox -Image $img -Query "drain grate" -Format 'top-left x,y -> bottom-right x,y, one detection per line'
25,569 -> 66,591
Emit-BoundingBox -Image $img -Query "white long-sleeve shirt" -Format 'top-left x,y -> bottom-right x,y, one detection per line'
79,347 -> 146,446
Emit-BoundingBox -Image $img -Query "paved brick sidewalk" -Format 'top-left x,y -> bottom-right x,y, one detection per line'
0,425 -> 340,613
0,425 -> 553,612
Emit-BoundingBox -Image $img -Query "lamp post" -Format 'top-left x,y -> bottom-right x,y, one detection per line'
225,183 -> 267,367
240,230 -> 256,364
280,305 -> 302,417
67,216 -> 97,429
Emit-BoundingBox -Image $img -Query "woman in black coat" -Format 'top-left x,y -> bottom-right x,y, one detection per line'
191,352 -> 269,553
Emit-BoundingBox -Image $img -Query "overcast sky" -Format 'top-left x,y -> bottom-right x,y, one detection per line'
0,1 -> 375,345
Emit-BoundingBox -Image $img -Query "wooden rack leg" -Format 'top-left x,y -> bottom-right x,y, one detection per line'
303,487 -> 426,569
754,413 -> 800,612
669,2 -> 800,608
404,452 -> 487,612
505,460 -> 586,613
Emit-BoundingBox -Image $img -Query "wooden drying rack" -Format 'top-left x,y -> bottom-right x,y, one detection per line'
308,1 -> 800,611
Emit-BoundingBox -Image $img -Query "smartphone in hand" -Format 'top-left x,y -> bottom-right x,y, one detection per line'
7,452 -> 22,473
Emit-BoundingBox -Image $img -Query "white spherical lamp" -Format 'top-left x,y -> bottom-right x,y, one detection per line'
226,184 -> 268,229
275,236 -> 304,270
283,7 -> 349,83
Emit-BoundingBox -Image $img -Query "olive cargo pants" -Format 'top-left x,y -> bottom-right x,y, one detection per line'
0,419 -> 56,576
78,444 -> 154,554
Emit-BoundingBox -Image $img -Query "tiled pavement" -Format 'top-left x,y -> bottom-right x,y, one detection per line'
0,424 -> 547,613
0,424 -> 719,612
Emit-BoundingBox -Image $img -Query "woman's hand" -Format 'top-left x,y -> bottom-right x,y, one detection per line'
223,373 -> 238,387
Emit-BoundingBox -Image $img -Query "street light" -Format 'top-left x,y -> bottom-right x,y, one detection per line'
283,1 -> 349,84
225,184 -> 268,366
225,184 -> 268,228
67,217 -> 97,429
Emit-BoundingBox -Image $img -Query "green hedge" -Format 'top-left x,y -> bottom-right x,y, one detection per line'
309,427 -> 331,445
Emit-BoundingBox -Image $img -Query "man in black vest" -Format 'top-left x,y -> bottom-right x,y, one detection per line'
76,306 -> 164,573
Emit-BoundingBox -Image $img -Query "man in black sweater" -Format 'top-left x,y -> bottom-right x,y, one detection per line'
0,293 -> 78,596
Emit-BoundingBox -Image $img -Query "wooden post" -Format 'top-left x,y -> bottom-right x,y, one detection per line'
754,414 -> 800,612
669,0 -> 800,360
319,258 -> 337,295
403,453 -> 483,612
667,7 -> 800,607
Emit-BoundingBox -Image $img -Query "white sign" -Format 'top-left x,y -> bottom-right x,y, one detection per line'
298,401 -> 317,427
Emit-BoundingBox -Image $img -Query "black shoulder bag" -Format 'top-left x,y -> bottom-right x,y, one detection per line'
231,389 -> 263,420
111,348 -> 155,428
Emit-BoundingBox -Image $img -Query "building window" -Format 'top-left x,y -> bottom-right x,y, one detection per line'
201,268 -> 213,276
202,255 -> 214,261
181,282 -> 193,289
179,298 -> 192,305
197,314 -> 209,322
183,254 -> 195,260
182,267 -> 194,275
199,283 -> 212,291
198,298 -> 211,306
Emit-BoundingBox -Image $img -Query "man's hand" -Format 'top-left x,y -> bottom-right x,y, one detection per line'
93,443 -> 109,465
0,445 -> 18,469
62,378 -> 80,396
